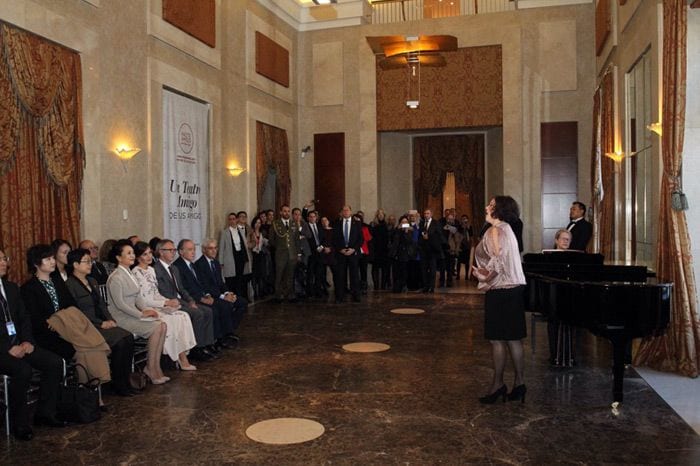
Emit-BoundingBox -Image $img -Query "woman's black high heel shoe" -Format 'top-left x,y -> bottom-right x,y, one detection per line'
508,384 -> 527,403
479,385 -> 507,404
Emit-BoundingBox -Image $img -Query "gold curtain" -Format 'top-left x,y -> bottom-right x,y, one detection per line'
634,0 -> 700,377
0,22 -> 84,283
255,121 -> 291,212
591,73 -> 616,257
412,135 -> 485,226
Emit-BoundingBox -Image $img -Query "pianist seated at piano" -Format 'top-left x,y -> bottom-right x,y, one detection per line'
472,196 -> 527,404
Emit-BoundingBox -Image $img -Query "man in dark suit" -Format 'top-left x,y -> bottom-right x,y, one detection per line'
79,239 -> 109,285
194,239 -> 247,342
153,239 -> 217,361
567,201 -> 592,251
304,210 -> 326,298
269,205 -> 302,303
419,209 -> 444,293
174,239 -> 240,351
331,205 -> 363,303
0,248 -> 65,440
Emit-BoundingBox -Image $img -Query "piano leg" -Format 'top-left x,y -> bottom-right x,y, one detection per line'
610,332 -> 630,403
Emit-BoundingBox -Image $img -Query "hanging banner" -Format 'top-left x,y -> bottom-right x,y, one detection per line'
163,89 -> 209,250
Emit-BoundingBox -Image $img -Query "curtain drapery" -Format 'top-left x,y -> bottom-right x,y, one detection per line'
412,135 -> 485,226
634,0 -> 700,377
0,22 -> 84,283
593,71 -> 616,259
255,121 -> 290,213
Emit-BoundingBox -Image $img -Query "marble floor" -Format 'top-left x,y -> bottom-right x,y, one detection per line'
2,292 -> 700,465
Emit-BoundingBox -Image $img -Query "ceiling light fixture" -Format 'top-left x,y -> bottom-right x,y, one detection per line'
312,0 -> 337,5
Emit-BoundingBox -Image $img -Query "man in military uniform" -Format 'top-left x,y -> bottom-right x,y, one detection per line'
269,205 -> 301,302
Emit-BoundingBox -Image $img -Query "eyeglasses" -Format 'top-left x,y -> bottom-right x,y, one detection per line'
160,248 -> 177,252
0,256 -> 9,263
79,259 -> 92,264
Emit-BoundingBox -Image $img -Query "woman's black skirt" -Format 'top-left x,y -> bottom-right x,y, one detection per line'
484,285 -> 526,341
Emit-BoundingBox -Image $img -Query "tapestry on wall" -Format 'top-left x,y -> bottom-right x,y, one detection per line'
163,0 -> 216,47
163,89 -> 210,252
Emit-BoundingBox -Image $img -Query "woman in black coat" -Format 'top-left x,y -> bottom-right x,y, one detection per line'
65,248 -> 136,396
389,215 -> 413,293
20,244 -> 77,361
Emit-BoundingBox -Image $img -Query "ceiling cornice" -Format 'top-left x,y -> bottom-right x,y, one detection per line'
255,0 -> 372,31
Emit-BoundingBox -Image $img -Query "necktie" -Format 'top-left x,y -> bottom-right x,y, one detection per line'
210,259 -> 217,278
344,219 -> 349,246
0,285 -> 8,315
284,220 -> 289,230
167,266 -> 180,294
189,262 -> 198,281
312,223 -> 319,244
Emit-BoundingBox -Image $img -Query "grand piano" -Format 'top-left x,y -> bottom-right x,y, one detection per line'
523,252 -> 672,403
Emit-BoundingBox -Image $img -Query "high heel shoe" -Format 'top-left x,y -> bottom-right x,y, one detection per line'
508,384 -> 527,403
479,384 -> 507,404
143,367 -> 168,385
176,361 -> 197,371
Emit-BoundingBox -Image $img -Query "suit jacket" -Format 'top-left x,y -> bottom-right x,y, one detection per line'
21,275 -> 77,359
153,259 -> 195,303
269,219 -> 302,261
568,218 -> 592,251
331,218 -> 363,252
65,275 -> 115,327
172,257 -> 209,302
218,226 -> 253,278
89,261 -> 110,285
194,255 -> 227,297
419,218 -> 444,255
0,279 -> 35,353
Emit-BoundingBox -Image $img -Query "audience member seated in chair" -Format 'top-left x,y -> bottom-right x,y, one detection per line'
175,239 -> 242,350
0,247 -> 65,440
131,242 -> 197,371
79,239 -> 110,285
50,239 -> 72,282
194,239 -> 246,343
20,244 -> 77,362
152,239 -> 218,361
106,240 -> 169,385
65,248 -> 137,396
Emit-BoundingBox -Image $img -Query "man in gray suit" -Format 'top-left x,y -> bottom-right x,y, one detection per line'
153,239 -> 217,361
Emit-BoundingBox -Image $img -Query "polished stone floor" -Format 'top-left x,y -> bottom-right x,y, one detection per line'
3,291 -> 700,465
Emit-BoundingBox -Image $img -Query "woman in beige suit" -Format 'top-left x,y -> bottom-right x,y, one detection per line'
107,240 -> 169,384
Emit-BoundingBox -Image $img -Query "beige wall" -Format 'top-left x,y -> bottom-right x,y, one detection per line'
378,132 -> 413,216
0,0 -> 298,246
0,1 -> 597,255
298,4 -> 595,252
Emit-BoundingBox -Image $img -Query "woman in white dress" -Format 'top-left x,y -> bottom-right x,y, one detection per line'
131,242 -> 197,371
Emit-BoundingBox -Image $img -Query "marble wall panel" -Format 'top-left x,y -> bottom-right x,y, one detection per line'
312,41 -> 344,106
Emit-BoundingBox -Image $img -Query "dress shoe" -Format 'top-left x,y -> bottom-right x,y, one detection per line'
12,425 -> 34,441
226,333 -> 240,342
218,339 -> 233,349
113,387 -> 135,397
478,384 -> 508,404
203,347 -> 220,359
34,415 -> 68,428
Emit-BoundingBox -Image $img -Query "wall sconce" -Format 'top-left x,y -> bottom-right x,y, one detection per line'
647,122 -> 662,136
227,167 -> 246,176
114,146 -> 141,160
406,100 -> 419,109
605,150 -> 625,163
300,146 -> 311,158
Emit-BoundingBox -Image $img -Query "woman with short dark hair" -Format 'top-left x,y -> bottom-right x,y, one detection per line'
65,248 -> 137,396
472,196 -> 527,404
21,244 -> 77,360
50,239 -> 72,282
106,240 -> 169,384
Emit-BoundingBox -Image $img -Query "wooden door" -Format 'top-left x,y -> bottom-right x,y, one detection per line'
314,133 -> 345,220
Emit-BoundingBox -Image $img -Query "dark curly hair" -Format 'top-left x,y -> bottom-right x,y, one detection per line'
66,248 -> 91,275
26,244 -> 54,274
108,239 -> 134,265
490,196 -> 520,224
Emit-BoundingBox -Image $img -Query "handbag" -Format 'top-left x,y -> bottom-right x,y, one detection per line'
57,364 -> 101,424
129,367 -> 148,391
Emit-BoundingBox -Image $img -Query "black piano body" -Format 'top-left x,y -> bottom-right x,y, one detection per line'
523,252 -> 672,403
